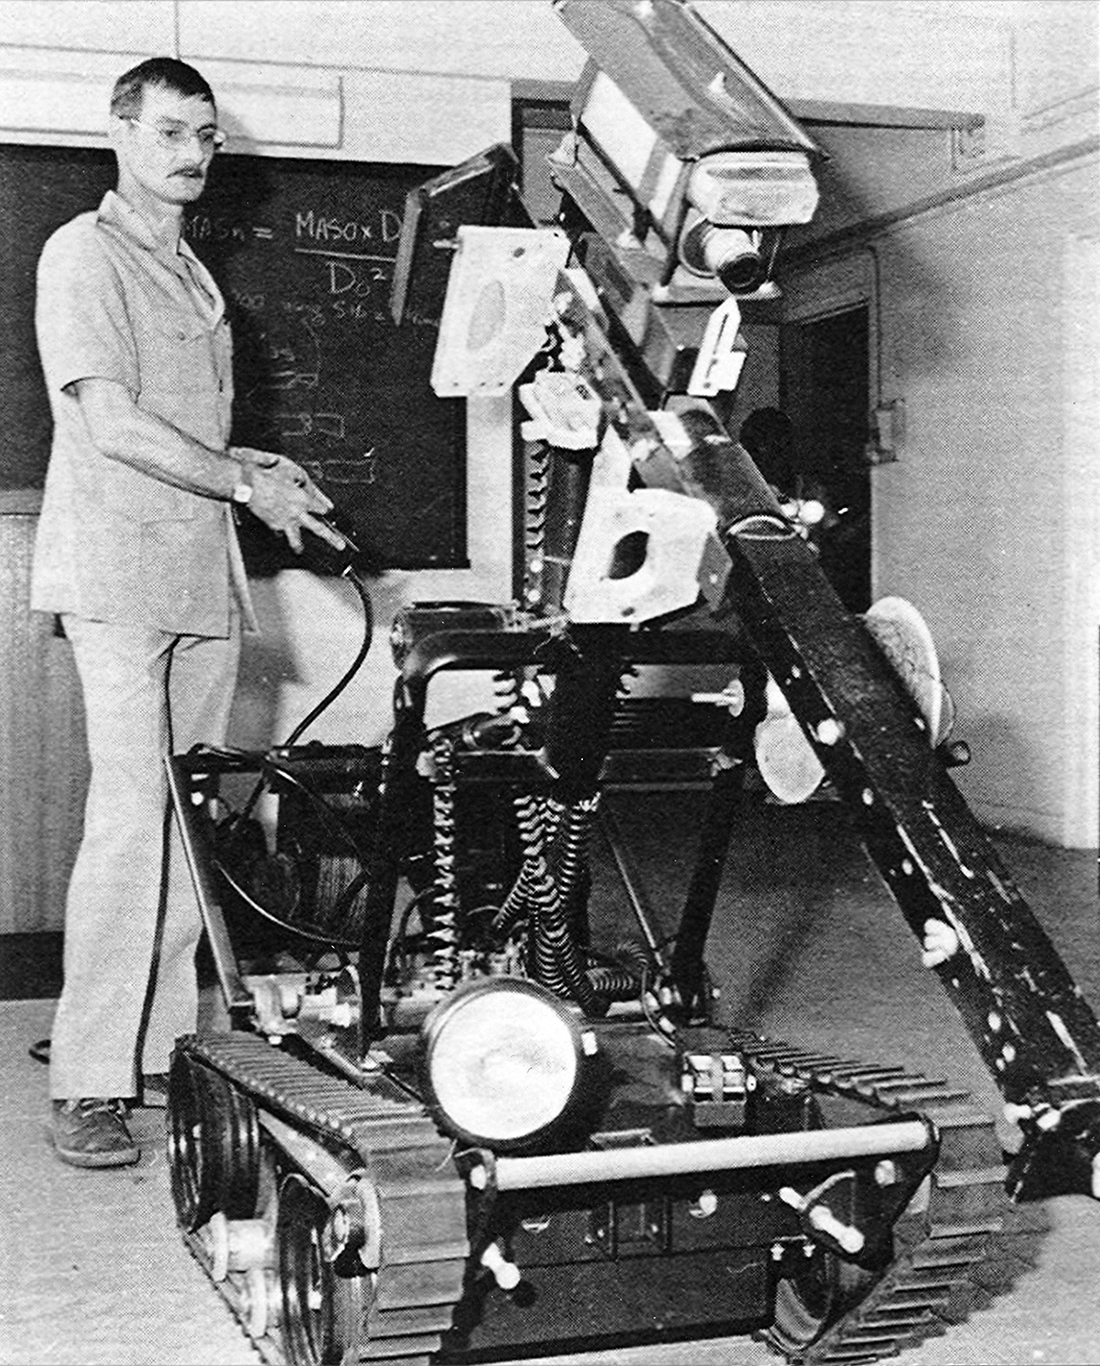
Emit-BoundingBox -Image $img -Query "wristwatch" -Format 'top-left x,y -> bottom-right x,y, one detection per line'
231,467 -> 253,506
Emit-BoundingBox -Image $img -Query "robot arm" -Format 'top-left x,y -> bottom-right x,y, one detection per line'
389,0 -> 1100,1201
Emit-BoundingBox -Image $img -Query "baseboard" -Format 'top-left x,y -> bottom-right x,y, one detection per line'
0,932 -> 62,1000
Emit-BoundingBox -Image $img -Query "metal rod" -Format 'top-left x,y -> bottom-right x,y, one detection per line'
669,761 -> 745,1012
597,802 -> 669,973
165,756 -> 251,1011
492,1119 -> 931,1190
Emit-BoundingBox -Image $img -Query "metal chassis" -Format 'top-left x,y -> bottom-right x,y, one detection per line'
167,622 -> 756,1035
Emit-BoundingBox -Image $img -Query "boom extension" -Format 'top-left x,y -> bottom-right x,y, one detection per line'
543,267 -> 1100,1200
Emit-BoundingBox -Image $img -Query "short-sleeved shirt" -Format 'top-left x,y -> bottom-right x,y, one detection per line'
31,189 -> 255,636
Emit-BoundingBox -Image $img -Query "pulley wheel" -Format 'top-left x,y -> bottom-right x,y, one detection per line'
218,1076 -> 262,1219
168,1052 -> 217,1230
277,1173 -> 361,1366
168,1053 -> 260,1231
767,1242 -> 882,1354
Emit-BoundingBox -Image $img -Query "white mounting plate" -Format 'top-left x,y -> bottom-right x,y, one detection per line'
431,225 -> 570,399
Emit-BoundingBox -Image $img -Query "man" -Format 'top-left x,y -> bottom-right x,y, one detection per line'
32,57 -> 345,1167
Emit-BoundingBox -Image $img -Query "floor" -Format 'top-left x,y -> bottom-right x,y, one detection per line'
3,794 -> 1100,1366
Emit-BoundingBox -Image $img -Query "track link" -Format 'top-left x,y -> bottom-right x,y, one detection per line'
726,1028 -> 1010,1363
178,1032 -> 469,1365
175,1027 -> 1011,1366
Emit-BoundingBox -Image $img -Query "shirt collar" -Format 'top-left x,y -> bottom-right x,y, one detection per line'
97,189 -> 166,253
97,190 -> 225,326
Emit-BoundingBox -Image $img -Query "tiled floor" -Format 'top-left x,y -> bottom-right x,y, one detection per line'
3,796 -> 1100,1366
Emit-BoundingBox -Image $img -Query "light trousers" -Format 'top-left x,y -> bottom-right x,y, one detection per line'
50,613 -> 240,1101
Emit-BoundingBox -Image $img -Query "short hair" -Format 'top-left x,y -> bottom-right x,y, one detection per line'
110,58 -> 215,120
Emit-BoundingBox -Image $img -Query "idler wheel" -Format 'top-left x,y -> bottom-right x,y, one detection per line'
277,1173 -> 361,1366
767,1243 -> 880,1354
168,1053 -> 260,1230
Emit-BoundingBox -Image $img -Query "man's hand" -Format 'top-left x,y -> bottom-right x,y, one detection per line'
233,446 -> 345,554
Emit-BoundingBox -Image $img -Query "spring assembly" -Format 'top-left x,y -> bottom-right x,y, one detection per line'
517,794 -> 604,1016
585,965 -> 640,1001
550,793 -> 599,945
586,940 -> 651,1002
492,792 -> 602,1015
425,731 -> 461,992
521,437 -> 553,611
492,668 -> 523,715
492,794 -> 564,941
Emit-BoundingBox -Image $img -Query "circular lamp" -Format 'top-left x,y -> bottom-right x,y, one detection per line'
420,978 -> 586,1151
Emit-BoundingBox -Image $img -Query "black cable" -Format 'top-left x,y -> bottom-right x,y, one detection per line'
228,759 -> 371,860
284,566 -> 374,748
238,565 -> 375,828
213,857 -> 361,951
384,887 -> 438,983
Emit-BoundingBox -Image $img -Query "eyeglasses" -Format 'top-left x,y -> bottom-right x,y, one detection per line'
125,118 -> 226,155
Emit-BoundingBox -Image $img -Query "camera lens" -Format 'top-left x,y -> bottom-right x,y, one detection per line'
699,225 -> 763,293
678,215 -> 764,294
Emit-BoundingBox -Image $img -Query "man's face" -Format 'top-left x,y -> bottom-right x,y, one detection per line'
114,83 -> 219,208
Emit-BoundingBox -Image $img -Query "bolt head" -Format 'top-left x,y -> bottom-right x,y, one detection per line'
815,718 -> 843,746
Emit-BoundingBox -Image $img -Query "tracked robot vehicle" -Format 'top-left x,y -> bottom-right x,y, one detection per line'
165,3 -> 1100,1363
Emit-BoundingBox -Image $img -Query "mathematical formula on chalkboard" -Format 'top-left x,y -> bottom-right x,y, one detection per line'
0,146 -> 466,571
187,157 -> 465,570
187,201 -> 402,488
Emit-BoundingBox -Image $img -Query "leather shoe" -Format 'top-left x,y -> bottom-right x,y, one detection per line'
139,1073 -> 170,1109
50,1098 -> 140,1168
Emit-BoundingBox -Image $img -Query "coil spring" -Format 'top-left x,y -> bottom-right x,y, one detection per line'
491,792 -> 603,1016
585,965 -> 640,1001
492,794 -> 561,941
552,793 -> 598,941
521,796 -> 602,1016
425,732 -> 460,991
522,438 -> 553,610
585,940 -> 651,1002
492,669 -> 522,714
514,793 -> 555,970
532,884 -> 603,1016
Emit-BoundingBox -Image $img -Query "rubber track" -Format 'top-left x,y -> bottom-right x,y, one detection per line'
179,1032 -> 469,1366
724,1027 -> 1009,1364
178,1028 -> 1007,1366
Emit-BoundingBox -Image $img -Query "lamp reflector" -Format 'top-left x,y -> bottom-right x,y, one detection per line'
421,979 -> 584,1149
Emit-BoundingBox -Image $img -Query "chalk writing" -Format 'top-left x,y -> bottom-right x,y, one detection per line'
276,411 -> 347,441
187,162 -> 464,568
184,213 -> 248,244
295,207 -> 402,246
3,145 -> 464,567
305,449 -> 379,485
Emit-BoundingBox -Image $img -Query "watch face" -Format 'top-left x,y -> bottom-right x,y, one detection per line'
232,481 -> 252,505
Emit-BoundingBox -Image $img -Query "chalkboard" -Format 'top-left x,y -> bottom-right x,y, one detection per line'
0,144 -> 466,571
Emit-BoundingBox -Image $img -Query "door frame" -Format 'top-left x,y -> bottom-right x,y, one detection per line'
780,249 -> 881,601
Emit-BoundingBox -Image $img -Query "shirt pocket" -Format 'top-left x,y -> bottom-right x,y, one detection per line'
137,314 -> 224,447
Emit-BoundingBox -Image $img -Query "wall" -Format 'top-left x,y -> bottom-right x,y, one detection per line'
871,164 -> 1099,845
777,2 -> 1099,845
0,494 -> 89,934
